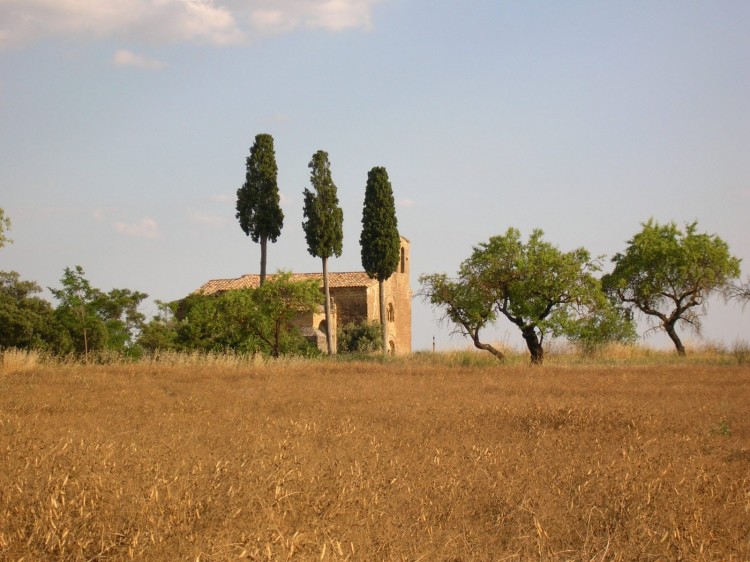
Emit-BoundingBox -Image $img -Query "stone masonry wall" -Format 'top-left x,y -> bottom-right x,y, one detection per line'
317,237 -> 411,355
329,287 -> 369,328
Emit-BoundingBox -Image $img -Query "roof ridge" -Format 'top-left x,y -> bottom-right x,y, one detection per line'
195,270 -> 378,295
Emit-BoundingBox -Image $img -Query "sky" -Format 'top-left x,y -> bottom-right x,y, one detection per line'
2,0 -> 749,352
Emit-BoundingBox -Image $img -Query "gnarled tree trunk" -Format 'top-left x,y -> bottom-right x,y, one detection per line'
470,332 -> 505,361
664,321 -> 686,356
522,326 -> 544,365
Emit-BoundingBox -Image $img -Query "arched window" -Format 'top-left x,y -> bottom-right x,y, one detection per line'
318,320 -> 328,336
389,340 -> 396,355
400,247 -> 405,273
387,302 -> 395,322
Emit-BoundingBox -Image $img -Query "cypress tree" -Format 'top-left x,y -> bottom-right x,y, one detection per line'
236,134 -> 284,286
302,150 -> 344,354
360,166 -> 400,353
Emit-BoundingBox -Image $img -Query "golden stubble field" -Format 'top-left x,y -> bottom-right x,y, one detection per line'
1,355 -> 749,561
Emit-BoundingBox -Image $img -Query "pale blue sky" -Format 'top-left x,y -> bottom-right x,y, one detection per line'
2,1 -> 749,351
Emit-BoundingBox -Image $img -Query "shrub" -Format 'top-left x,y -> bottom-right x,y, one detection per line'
338,320 -> 382,354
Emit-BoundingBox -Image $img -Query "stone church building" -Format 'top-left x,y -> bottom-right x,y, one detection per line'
194,237 -> 412,355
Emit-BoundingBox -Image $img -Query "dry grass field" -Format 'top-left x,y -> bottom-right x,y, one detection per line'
1,350 -> 749,561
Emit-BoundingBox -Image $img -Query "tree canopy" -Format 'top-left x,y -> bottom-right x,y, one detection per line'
338,320 -> 383,354
360,167 -> 400,283
360,166 -> 400,353
248,273 -> 323,357
151,273 -> 323,357
0,207 -> 12,249
419,272 -> 504,360
236,133 -> 284,285
602,219 -> 741,355
302,150 -> 344,354
49,266 -> 149,360
421,228 -> 634,364
0,271 -> 63,351
302,150 -> 344,263
50,266 -> 106,360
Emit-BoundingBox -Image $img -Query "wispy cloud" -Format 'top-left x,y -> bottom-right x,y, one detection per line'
113,217 -> 160,239
188,210 -> 229,227
249,9 -> 297,35
248,0 -> 377,34
0,0 -> 244,50
209,194 -> 234,203
397,198 -> 416,208
0,0 -> 380,50
112,49 -> 166,70
306,0 -> 377,32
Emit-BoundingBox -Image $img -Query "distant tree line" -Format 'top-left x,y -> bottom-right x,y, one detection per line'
0,262 -> 381,359
1,266 -> 147,359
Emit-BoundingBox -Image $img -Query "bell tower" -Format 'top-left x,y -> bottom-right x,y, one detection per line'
385,236 -> 411,354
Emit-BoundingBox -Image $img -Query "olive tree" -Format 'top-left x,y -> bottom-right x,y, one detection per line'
602,220 -> 741,355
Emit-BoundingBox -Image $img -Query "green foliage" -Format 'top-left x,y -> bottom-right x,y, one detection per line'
236,134 -> 284,283
421,228 -> 624,364
236,133 -> 284,243
174,291 -> 264,354
137,301 -> 180,352
565,298 -> 637,355
360,166 -> 400,283
339,320 -> 383,354
147,274 -> 323,358
247,272 -> 323,357
302,150 -> 344,262
302,150 -> 344,354
50,266 -> 106,359
95,287 -> 148,353
0,271 -> 68,352
49,266 -> 148,359
418,272 -> 504,361
360,166 -> 400,354
0,208 -> 11,248
602,220 -> 741,355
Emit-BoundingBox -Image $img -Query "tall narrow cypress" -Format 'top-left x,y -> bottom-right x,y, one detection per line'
236,134 -> 284,286
302,150 -> 344,354
360,166 -> 400,353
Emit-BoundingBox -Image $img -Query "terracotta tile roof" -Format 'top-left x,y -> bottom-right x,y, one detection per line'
195,271 -> 377,295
